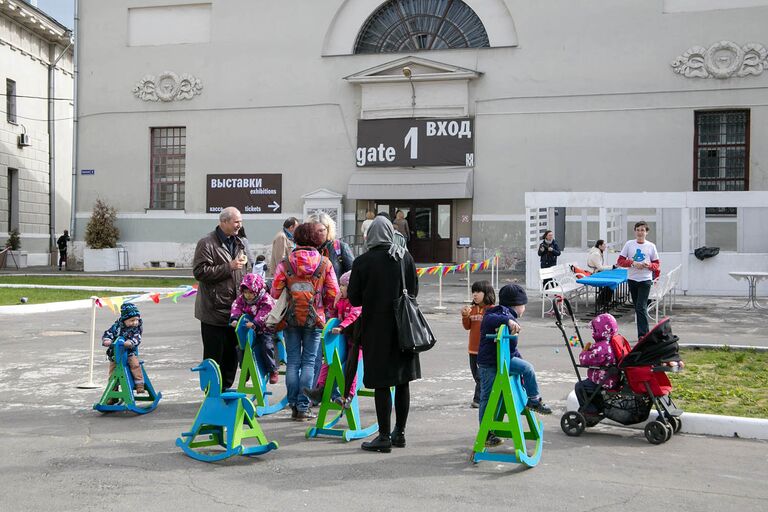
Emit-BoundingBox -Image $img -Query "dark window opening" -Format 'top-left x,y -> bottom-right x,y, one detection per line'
150,127 -> 186,210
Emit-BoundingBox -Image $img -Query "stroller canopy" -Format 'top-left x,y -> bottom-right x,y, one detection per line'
619,318 -> 680,368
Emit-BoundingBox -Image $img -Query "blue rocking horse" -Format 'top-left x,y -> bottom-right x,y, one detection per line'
306,318 -> 380,442
93,337 -> 161,414
234,315 -> 289,416
176,359 -> 278,462
472,325 -> 544,467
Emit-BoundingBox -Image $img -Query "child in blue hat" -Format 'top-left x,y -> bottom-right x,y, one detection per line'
102,302 -> 145,393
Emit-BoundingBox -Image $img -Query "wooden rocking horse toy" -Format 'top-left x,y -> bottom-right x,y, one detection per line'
93,337 -> 161,414
472,325 -> 544,467
176,359 -> 278,462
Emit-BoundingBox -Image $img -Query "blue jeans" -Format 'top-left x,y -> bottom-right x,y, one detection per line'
478,358 -> 540,424
629,279 -> 652,338
283,327 -> 321,412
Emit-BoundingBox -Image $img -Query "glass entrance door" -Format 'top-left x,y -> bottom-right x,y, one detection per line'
387,201 -> 452,263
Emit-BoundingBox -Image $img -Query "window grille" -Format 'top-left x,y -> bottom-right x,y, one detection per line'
354,0 -> 489,54
150,127 -> 186,210
6,79 -> 16,124
694,110 -> 749,216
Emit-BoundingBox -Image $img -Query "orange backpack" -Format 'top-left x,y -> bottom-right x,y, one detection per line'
277,257 -> 328,330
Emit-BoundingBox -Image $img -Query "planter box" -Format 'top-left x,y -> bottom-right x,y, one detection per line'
84,248 -> 119,272
2,250 -> 28,269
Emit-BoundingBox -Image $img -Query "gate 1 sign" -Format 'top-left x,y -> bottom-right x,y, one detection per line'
356,118 -> 474,167
206,174 -> 282,214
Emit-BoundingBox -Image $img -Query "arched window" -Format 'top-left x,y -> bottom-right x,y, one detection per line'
354,0 -> 490,54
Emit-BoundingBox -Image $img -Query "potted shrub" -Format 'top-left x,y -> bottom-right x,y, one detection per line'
3,228 -> 28,268
83,199 -> 121,271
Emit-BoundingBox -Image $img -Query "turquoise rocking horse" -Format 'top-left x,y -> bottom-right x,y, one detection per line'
306,318 -> 380,442
472,325 -> 544,467
93,337 -> 161,414
176,359 -> 278,462
234,315 -> 289,416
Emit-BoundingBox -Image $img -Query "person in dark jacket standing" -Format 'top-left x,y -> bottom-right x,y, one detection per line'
193,207 -> 251,389
56,230 -> 70,271
347,215 -> 420,453
537,230 -> 561,269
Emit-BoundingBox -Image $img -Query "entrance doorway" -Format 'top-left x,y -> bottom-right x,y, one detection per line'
373,200 -> 452,263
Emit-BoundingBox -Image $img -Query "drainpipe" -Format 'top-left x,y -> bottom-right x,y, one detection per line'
69,0 -> 79,238
48,33 -> 73,265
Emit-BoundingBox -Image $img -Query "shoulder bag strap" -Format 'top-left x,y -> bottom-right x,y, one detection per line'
399,258 -> 408,296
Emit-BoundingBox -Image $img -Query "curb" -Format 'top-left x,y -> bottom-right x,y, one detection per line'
0,289 -> 181,315
679,343 -> 768,352
565,391 -> 768,440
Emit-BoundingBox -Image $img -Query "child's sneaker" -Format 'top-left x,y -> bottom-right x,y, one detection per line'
135,385 -> 146,394
303,386 -> 324,404
470,400 -> 480,409
526,397 -> 553,415
485,433 -> 503,447
333,396 -> 352,409
269,371 -> 279,384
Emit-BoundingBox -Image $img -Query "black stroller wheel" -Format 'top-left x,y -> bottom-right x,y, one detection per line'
644,421 -> 668,445
664,422 -> 673,441
668,416 -> 682,433
561,411 -> 586,436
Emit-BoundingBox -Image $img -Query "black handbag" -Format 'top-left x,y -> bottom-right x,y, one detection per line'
393,257 -> 437,353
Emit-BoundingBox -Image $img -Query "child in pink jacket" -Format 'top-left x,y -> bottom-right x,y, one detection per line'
575,313 -> 619,416
304,271 -> 362,407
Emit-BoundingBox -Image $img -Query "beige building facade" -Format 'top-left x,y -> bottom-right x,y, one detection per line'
73,0 -> 768,274
1,0 -> 73,266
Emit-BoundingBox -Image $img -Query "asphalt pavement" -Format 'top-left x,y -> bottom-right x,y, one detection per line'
0,270 -> 766,511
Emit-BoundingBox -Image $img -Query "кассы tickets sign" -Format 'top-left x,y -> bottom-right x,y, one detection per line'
356,118 -> 474,167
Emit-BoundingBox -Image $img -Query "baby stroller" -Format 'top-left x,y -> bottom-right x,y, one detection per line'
554,299 -> 684,444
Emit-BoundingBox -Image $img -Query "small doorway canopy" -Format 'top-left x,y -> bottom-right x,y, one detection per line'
347,169 -> 473,199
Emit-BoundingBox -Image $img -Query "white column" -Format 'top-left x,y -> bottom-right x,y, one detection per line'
680,207 -> 690,293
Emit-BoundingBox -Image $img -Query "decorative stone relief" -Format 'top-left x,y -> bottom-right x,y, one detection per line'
132,71 -> 203,101
672,41 -> 767,78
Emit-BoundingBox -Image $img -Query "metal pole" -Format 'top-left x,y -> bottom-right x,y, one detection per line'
77,296 -> 99,389
466,260 -> 471,301
435,266 -> 446,310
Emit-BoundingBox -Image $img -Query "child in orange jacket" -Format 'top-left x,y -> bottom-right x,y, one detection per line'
461,280 -> 496,409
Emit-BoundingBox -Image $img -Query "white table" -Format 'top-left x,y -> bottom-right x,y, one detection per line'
728,272 -> 768,309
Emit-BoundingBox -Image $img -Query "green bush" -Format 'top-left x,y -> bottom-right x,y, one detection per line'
84,199 -> 119,249
4,229 -> 20,251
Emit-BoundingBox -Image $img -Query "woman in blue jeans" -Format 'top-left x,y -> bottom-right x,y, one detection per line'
270,222 -> 339,421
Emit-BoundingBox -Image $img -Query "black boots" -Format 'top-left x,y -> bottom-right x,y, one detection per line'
390,429 -> 406,448
361,433 -> 392,453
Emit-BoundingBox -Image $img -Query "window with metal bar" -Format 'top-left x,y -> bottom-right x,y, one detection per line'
694,110 -> 749,216
150,127 -> 186,210
6,79 -> 17,124
354,0 -> 489,54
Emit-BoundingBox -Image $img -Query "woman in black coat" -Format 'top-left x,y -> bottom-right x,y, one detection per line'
347,216 -> 420,453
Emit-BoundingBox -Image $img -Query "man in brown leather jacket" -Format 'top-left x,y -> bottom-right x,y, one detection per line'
193,207 -> 251,388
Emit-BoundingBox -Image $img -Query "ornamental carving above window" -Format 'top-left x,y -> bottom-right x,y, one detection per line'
671,41 -> 767,79
354,0 -> 489,54
133,72 -> 203,102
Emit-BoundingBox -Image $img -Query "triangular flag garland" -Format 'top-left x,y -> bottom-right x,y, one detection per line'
414,256 -> 498,277
94,285 -> 197,311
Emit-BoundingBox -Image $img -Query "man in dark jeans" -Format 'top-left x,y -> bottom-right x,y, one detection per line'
192,207 -> 250,389
56,230 -> 70,271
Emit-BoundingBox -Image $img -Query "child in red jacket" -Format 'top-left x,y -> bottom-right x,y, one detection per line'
304,271 -> 361,407
461,280 -> 495,409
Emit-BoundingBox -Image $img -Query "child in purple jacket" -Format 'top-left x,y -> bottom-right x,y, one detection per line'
230,273 -> 279,384
575,313 -> 619,416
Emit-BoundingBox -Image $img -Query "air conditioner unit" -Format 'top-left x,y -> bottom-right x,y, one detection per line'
18,133 -> 31,147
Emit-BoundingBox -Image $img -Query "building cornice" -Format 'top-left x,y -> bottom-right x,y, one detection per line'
0,0 -> 71,44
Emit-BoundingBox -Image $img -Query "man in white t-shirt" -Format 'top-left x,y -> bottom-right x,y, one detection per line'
617,221 -> 660,338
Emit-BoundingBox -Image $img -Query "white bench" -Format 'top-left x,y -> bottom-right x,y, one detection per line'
647,264 -> 680,323
539,264 -> 586,318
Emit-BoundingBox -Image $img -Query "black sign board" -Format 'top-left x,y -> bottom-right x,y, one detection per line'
356,118 -> 474,167
206,174 -> 282,214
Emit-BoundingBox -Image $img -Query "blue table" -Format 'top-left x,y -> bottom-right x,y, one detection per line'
577,268 -> 629,315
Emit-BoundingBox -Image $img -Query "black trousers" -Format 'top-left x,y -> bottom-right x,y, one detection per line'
374,384 -> 410,436
58,251 -> 67,268
628,279 -> 652,339
200,322 -> 239,389
469,354 -> 480,403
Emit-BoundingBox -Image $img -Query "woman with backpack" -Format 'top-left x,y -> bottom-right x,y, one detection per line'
270,222 -> 339,421
306,212 -> 354,389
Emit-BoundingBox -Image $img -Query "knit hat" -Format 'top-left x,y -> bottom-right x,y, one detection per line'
339,270 -> 351,287
120,302 -> 140,322
498,284 -> 528,307
590,313 -> 618,343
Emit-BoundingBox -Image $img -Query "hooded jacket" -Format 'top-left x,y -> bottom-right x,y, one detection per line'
230,273 -> 275,332
587,246 -> 612,273
270,247 -> 339,326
